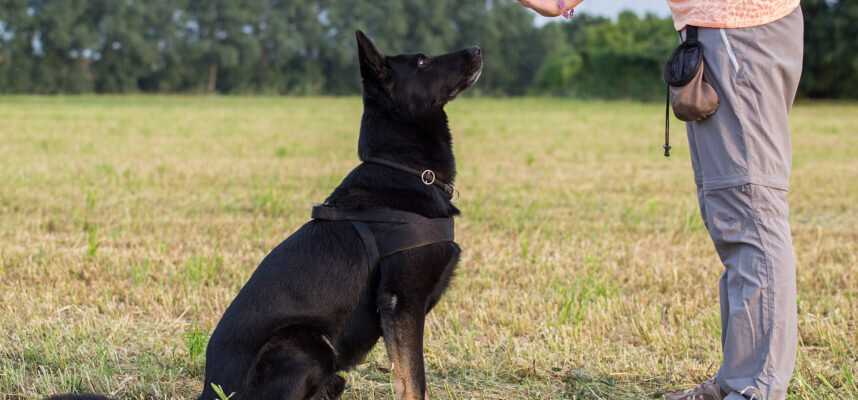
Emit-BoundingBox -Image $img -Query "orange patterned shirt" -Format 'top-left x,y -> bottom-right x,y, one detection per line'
668,0 -> 801,30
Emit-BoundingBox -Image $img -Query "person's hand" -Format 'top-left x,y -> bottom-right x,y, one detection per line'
518,0 -> 583,18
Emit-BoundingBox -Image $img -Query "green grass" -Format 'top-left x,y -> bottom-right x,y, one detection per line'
0,96 -> 856,399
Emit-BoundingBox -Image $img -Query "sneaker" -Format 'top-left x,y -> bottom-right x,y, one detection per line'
664,379 -> 728,400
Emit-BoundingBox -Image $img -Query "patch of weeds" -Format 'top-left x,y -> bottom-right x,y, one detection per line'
681,201 -> 705,233
85,191 -> 97,211
94,344 -> 117,377
0,253 -> 9,276
21,345 -> 51,368
563,369 -> 653,399
41,218 -> 59,233
511,200 -> 541,232
842,363 -> 857,393
95,163 -> 116,177
121,168 -> 141,191
520,233 -> 532,261
80,142 -> 96,154
185,328 -> 209,372
556,257 -> 618,325
621,198 -> 661,228
155,163 -> 168,178
182,255 -> 224,286
128,260 -> 150,285
462,195 -> 489,224
251,189 -> 286,217
0,364 -> 21,397
211,383 -> 235,399
274,146 -> 289,159
38,139 -> 54,152
84,222 -> 99,258
55,375 -> 88,397
81,191 -> 100,258
135,351 -> 185,386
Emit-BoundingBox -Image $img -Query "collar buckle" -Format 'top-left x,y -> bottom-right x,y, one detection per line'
420,170 -> 436,185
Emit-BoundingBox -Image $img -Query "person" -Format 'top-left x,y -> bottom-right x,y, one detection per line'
517,1 -> 803,400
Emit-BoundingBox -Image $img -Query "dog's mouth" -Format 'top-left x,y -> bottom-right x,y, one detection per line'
446,60 -> 483,101
465,65 -> 483,88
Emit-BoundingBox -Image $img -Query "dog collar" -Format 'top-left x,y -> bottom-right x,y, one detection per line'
362,157 -> 456,200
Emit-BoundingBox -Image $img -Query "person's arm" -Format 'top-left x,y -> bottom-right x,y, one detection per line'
518,0 -> 582,17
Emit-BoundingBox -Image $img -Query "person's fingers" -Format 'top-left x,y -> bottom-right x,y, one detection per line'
560,0 -> 583,18
561,0 -> 585,11
518,0 -> 583,18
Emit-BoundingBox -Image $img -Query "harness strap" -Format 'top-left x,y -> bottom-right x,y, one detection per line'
350,221 -> 380,272
312,205 -> 454,269
362,157 -> 456,200
312,205 -> 451,225
371,217 -> 454,258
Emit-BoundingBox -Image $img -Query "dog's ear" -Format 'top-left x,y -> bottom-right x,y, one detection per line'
356,30 -> 387,82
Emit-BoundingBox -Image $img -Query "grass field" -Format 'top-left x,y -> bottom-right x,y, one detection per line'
0,96 -> 856,400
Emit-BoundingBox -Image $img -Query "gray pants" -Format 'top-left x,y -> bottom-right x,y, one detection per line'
685,7 -> 803,400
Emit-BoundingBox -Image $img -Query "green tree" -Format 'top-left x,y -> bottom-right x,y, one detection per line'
802,0 -> 858,99
84,0 -> 163,92
254,1 -> 327,94
21,0 -> 101,93
0,0 -> 33,91
186,0 -> 263,93
322,1 -> 422,94
0,0 -> 852,99
534,12 -> 675,99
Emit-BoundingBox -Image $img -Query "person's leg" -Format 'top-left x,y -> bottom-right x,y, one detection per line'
703,185 -> 797,400
670,6 -> 804,400
688,114 -> 729,355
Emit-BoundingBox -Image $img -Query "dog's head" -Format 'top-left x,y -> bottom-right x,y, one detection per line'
356,30 -> 482,119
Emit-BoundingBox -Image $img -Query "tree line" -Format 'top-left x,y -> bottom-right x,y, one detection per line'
0,0 -> 854,99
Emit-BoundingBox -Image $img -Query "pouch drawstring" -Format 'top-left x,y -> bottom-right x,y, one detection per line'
664,84 -> 671,158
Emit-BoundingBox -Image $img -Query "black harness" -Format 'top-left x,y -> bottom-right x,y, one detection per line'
311,158 -> 456,272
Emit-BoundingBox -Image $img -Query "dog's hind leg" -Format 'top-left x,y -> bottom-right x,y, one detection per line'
242,327 -> 339,400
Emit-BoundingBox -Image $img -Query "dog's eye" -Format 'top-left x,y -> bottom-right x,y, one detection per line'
416,55 -> 428,68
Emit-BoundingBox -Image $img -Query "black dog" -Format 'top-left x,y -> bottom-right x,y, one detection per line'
198,30 -> 481,400
48,31 -> 481,400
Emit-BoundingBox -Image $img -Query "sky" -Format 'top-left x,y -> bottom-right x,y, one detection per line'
535,0 -> 671,23
577,0 -> 671,17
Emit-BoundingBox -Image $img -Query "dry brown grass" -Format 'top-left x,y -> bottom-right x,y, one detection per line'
0,96 -> 855,399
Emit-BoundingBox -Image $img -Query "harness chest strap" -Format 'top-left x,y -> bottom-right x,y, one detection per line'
311,206 -> 455,271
